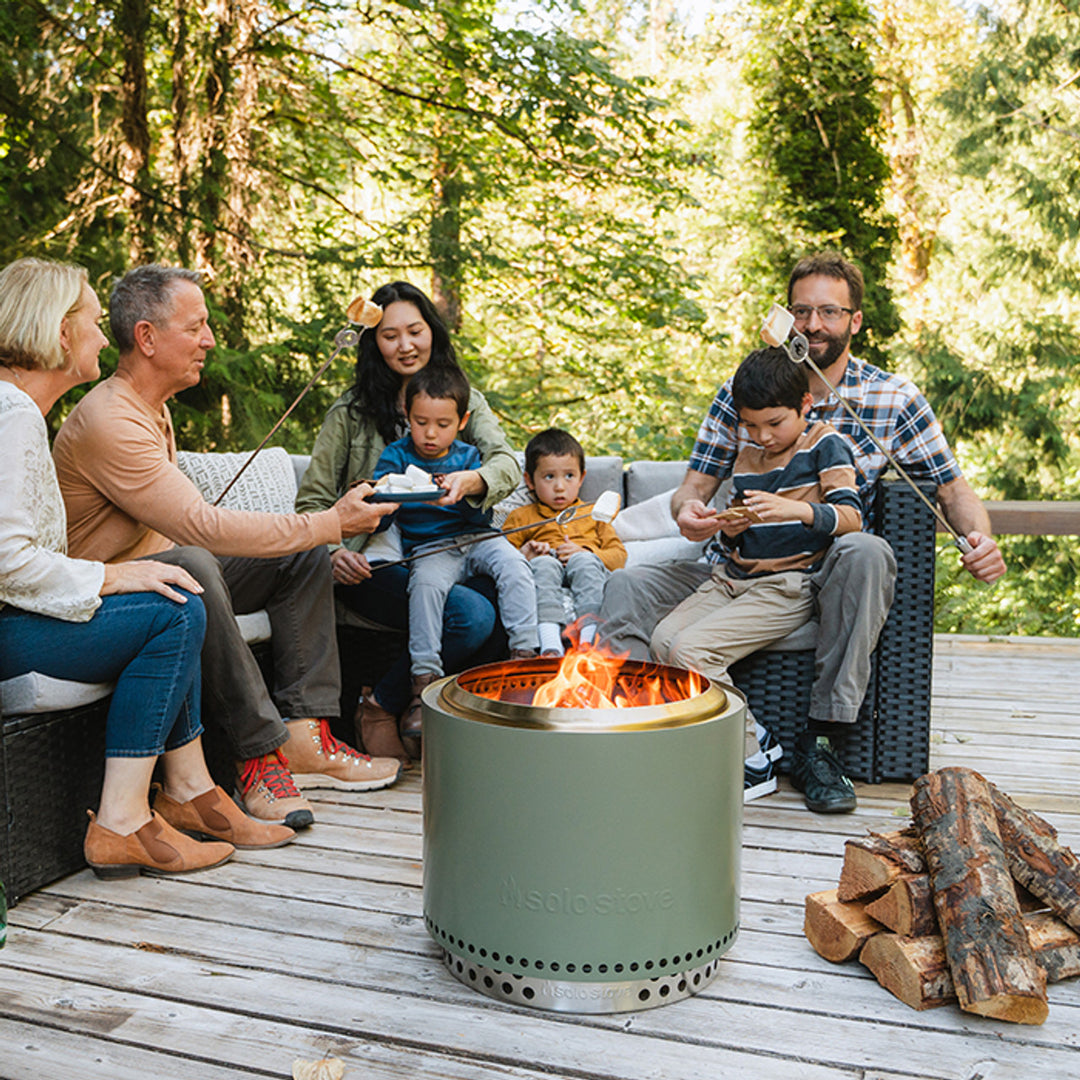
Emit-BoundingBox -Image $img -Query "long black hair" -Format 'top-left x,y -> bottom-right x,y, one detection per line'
348,281 -> 463,444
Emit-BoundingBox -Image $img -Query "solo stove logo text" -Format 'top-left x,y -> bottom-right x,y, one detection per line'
498,876 -> 674,916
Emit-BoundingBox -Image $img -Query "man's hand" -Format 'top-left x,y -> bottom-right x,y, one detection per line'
331,547 -> 373,585
959,530 -> 1006,583
334,483 -> 397,538
676,499 -> 722,542
521,539 -> 551,561
101,560 -> 204,604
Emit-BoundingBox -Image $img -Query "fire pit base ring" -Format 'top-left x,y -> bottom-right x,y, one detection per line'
435,941 -> 735,1014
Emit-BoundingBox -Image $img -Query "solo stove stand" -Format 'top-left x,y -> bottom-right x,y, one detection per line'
421,660 -> 745,1014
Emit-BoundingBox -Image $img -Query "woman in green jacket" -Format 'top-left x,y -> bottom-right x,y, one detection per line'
296,282 -> 520,767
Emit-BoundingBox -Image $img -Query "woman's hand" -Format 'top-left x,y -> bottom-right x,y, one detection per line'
100,560 -> 204,604
742,490 -> 813,525
331,547 -> 373,586
437,470 -> 487,505
521,540 -> 551,561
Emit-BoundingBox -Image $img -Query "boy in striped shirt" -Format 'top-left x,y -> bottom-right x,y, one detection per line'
651,347 -> 862,801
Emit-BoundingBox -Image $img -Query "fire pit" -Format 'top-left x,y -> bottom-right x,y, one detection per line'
421,651 -> 745,1014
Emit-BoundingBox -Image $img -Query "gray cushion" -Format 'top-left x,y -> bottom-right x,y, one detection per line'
0,672 -> 113,715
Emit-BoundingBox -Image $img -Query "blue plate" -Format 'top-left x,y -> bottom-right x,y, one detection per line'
368,489 -> 444,503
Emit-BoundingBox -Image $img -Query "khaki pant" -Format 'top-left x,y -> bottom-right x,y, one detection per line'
651,569 -> 815,757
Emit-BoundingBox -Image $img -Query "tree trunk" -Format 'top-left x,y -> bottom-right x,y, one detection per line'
910,766 -> 1048,1025
118,0 -> 153,263
430,137 -> 464,332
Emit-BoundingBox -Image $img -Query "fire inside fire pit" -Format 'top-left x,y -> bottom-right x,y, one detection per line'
464,642 -> 706,710
421,648 -> 745,1013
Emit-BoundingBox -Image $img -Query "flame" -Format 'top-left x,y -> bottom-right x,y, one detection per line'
472,626 -> 706,709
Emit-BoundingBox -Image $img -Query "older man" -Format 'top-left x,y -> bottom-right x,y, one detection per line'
600,252 -> 1006,814
54,265 -> 400,829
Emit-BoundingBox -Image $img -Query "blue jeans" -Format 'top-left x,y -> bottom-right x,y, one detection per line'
337,564 -> 496,714
0,591 -> 206,758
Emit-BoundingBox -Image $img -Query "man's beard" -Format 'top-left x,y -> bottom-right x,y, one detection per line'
807,325 -> 852,369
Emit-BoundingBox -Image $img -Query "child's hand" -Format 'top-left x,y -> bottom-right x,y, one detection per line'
742,489 -> 813,525
437,469 -> 485,505
522,540 -> 551,560
555,540 -> 585,563
718,517 -> 752,538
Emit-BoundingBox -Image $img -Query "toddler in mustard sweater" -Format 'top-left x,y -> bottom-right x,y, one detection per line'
503,429 -> 626,656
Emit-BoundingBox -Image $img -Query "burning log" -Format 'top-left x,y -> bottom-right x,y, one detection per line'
860,912 -> 1080,1011
804,889 -> 885,962
836,828 -> 925,902
989,783 -> 1080,934
910,767 -> 1048,1025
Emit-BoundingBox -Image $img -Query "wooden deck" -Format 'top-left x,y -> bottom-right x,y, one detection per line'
2,634 -> 1079,1080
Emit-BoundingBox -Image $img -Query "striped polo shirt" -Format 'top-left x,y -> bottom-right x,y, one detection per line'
720,421 -> 862,577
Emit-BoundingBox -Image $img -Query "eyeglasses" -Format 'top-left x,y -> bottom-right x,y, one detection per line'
789,304 -> 854,325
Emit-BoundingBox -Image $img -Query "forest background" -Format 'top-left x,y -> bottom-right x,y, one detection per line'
2,0 -> 1078,636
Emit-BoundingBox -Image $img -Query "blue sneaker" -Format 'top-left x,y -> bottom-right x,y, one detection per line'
756,722 -> 783,763
744,756 -> 777,803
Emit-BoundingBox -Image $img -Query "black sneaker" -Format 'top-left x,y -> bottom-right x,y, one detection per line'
790,734 -> 857,813
743,756 -> 777,803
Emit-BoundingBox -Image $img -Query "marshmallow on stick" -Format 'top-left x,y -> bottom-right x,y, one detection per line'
761,303 -> 796,348
592,490 -> 622,523
346,294 -> 384,328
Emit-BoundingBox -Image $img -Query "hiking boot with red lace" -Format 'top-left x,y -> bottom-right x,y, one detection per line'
236,748 -> 315,829
283,718 -> 401,792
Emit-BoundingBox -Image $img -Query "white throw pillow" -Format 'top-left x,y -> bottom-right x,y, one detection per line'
177,447 -> 298,514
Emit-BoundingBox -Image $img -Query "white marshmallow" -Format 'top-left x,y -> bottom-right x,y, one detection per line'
760,303 -> 795,348
592,490 -> 622,523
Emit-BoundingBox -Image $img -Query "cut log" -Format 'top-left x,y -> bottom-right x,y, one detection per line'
990,783 -> 1080,934
910,766 -> 1048,1025
864,874 -> 938,937
860,913 -> 1080,1011
836,828 -> 926,902
863,872 -> 1046,938
804,889 -> 885,962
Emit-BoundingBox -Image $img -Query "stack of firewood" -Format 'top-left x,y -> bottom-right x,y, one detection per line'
804,766 -> 1080,1025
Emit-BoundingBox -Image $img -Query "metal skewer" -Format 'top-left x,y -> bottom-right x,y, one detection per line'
370,493 -> 622,571
762,304 -> 973,555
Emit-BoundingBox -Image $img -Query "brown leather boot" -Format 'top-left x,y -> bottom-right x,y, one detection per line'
153,784 -> 296,849
283,718 -> 400,791
402,673 -> 438,738
84,810 -> 234,879
354,694 -> 412,771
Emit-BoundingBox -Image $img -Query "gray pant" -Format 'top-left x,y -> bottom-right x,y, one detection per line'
150,545 -> 342,759
598,532 -> 896,724
408,535 -> 538,675
531,551 -> 608,625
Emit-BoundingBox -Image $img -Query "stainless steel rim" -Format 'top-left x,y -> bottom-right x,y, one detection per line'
433,658 -> 733,731
438,947 -> 733,1014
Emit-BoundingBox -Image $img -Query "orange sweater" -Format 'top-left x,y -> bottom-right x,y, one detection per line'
53,374 -> 341,563
502,499 -> 627,571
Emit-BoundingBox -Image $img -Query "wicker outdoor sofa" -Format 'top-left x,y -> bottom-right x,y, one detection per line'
0,451 -> 937,904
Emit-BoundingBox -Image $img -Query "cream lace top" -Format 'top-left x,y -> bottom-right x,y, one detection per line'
0,381 -> 104,620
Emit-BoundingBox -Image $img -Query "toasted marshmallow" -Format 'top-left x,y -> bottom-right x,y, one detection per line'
760,303 -> 795,348
346,295 -> 384,328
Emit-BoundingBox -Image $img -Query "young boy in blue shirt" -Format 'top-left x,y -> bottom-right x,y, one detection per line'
373,366 -> 538,730
650,347 -> 863,802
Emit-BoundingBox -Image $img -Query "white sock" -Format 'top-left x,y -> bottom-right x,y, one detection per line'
579,621 -> 598,645
539,623 -> 564,655
745,748 -> 769,768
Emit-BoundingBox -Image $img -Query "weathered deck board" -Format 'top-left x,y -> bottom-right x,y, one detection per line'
2,634 -> 1079,1080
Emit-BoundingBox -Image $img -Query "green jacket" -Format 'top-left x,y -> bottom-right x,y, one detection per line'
295,387 -> 521,553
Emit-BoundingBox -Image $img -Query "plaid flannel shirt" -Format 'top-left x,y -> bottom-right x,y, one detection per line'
689,355 -> 962,564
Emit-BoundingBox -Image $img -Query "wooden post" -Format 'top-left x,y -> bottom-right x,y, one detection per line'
910,767 -> 1048,1025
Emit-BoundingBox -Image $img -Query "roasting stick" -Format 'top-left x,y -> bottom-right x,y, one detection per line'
370,491 -> 623,571
212,294 -> 383,506
761,303 -> 973,556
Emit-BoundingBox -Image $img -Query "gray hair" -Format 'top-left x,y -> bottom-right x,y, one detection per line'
0,257 -> 89,372
110,264 -> 203,354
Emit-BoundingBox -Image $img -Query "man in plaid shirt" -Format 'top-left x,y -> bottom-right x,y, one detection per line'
600,253 -> 1005,813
